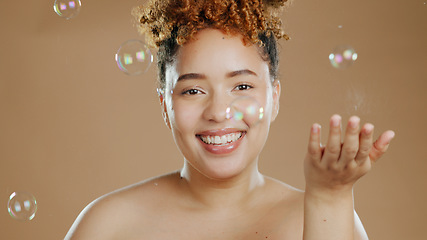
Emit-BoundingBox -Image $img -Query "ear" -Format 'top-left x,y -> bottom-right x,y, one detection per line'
157,88 -> 172,130
271,80 -> 281,122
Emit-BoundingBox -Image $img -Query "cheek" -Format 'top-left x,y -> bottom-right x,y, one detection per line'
264,91 -> 274,113
169,99 -> 202,133
254,86 -> 274,118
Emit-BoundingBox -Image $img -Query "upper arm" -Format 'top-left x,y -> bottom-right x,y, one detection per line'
354,210 -> 369,240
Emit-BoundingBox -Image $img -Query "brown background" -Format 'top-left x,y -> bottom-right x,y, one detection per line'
1,0 -> 426,239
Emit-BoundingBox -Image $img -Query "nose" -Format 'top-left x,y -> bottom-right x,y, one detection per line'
202,92 -> 229,123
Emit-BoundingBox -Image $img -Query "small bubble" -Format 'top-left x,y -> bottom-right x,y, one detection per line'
338,25 -> 343,29
115,40 -> 153,75
7,192 -> 37,221
329,45 -> 358,69
53,0 -> 82,20
226,96 -> 264,127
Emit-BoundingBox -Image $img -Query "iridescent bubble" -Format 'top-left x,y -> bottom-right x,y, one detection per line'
7,192 -> 37,221
329,45 -> 358,69
115,40 -> 153,76
226,96 -> 264,127
53,0 -> 82,20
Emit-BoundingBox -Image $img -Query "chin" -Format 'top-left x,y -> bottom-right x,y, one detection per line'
196,158 -> 251,181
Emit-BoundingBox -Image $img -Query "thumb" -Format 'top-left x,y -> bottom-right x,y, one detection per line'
369,130 -> 395,162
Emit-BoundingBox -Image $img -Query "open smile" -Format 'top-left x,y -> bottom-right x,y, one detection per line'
198,132 -> 243,145
196,129 -> 246,154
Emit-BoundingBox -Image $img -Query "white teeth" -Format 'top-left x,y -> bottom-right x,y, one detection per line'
221,135 -> 227,143
199,132 -> 242,145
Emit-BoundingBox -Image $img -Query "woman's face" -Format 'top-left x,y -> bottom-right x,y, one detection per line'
162,28 -> 281,180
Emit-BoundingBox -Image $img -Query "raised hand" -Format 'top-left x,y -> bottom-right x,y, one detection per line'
302,115 -> 395,239
304,114 -> 395,193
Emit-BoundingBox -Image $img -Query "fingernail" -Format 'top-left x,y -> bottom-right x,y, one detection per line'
331,115 -> 341,127
364,123 -> 374,134
312,124 -> 321,133
349,116 -> 360,129
386,131 -> 395,144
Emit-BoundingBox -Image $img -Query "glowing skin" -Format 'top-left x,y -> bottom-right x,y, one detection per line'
64,28 -> 394,240
161,28 -> 280,181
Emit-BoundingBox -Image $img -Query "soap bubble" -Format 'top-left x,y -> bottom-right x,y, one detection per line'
115,40 -> 153,76
7,192 -> 37,221
53,0 -> 82,20
226,96 -> 264,127
329,45 -> 358,69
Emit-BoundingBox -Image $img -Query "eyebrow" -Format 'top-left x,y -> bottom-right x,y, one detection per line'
177,73 -> 207,82
177,69 -> 257,82
226,69 -> 258,78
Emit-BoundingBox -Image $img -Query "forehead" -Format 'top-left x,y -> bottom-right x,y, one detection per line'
169,29 -> 269,80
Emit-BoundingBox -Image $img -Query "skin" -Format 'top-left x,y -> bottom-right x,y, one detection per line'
65,29 -> 395,240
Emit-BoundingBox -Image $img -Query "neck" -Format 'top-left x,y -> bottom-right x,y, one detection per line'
179,160 -> 265,211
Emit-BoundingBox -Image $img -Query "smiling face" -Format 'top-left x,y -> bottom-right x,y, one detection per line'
162,28 -> 281,180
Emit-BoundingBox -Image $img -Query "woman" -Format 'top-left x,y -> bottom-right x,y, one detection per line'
65,0 -> 395,239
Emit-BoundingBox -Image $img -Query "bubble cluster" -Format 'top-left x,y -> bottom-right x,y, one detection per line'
53,0 -> 82,20
329,45 -> 358,69
226,96 -> 264,127
7,192 -> 37,221
115,40 -> 153,75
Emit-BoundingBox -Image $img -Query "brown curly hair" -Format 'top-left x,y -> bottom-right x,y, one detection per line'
132,0 -> 291,89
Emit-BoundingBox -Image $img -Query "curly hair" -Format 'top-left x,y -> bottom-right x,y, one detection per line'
132,0 -> 291,89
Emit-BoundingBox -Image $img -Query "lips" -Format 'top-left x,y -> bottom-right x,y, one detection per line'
196,129 -> 246,154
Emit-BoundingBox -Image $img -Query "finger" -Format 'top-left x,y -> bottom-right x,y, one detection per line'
369,130 -> 395,162
355,123 -> 374,164
322,114 -> 342,165
339,116 -> 361,167
307,123 -> 322,163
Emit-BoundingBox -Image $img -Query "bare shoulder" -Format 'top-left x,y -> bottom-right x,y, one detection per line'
263,175 -> 304,205
354,210 -> 369,239
64,171 -> 181,240
260,176 -> 305,238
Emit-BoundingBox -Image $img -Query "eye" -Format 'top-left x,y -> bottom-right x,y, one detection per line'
182,88 -> 203,95
234,84 -> 253,91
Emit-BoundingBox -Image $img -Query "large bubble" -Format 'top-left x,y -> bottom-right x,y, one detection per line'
226,96 -> 264,127
53,0 -> 82,20
7,191 -> 37,221
115,40 -> 153,76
